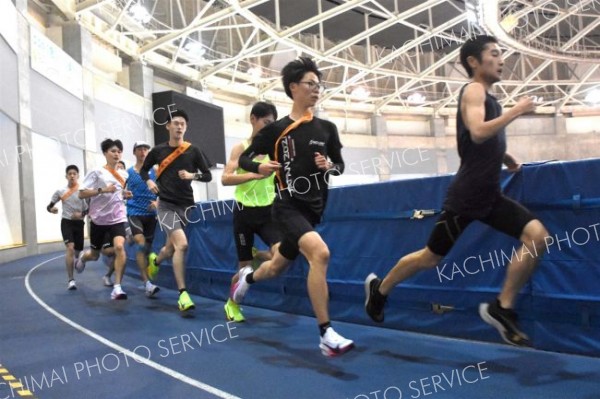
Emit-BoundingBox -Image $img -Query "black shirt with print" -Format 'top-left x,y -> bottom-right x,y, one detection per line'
239,116 -> 344,212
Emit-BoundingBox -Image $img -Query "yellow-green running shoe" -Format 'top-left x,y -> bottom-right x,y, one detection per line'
178,291 -> 195,312
147,252 -> 159,281
224,298 -> 245,322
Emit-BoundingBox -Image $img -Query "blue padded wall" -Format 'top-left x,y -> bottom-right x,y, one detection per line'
130,159 -> 600,357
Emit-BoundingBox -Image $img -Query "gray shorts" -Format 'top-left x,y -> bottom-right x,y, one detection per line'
156,200 -> 194,235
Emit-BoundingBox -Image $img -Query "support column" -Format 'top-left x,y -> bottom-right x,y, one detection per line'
371,114 -> 390,181
554,113 -> 567,138
15,0 -> 37,254
130,61 -> 156,144
62,22 -> 96,156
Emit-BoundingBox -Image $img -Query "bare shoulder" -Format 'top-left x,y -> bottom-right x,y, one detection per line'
231,141 -> 246,156
463,82 -> 486,101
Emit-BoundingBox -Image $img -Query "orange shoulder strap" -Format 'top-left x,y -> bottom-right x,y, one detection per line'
274,112 -> 313,189
60,184 -> 79,201
156,141 -> 192,179
104,166 -> 126,187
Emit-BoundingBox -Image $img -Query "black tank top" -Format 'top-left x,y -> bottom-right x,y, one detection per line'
444,84 -> 506,218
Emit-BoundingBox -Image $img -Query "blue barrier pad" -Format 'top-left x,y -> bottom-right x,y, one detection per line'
131,158 -> 600,357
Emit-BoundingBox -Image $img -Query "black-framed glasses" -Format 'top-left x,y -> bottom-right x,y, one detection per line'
299,81 -> 326,93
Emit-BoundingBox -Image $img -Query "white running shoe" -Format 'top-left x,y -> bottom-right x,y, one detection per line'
319,327 -> 355,357
231,266 -> 253,304
67,280 -> 77,290
74,252 -> 86,273
110,285 -> 128,300
103,275 -> 113,287
145,282 -> 160,298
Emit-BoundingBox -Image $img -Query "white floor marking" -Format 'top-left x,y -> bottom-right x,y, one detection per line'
24,255 -> 241,399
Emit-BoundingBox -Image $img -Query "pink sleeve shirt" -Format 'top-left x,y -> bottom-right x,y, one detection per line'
80,168 -> 129,225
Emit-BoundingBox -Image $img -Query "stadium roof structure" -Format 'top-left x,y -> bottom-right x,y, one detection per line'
46,0 -> 600,115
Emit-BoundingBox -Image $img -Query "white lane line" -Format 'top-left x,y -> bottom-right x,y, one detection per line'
24,255 -> 242,399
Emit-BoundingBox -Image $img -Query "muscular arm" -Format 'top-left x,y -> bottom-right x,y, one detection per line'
221,143 -> 265,186
503,152 -> 521,172
503,153 -> 518,167
462,82 -> 534,144
239,126 -> 276,174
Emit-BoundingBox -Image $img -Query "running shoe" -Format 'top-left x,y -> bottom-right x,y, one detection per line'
224,298 -> 245,322
479,300 -> 531,347
364,273 -> 386,323
147,252 -> 159,281
74,252 -> 86,273
111,285 -> 128,300
231,266 -> 253,304
319,327 -> 355,357
145,282 -> 160,298
67,279 -> 77,290
178,291 -> 195,312
103,275 -> 113,287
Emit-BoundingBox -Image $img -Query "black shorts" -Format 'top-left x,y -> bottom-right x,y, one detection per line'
273,198 -> 322,261
61,219 -> 84,251
101,222 -> 131,250
128,215 -> 157,241
233,204 -> 281,261
90,222 -> 127,251
427,195 -> 537,256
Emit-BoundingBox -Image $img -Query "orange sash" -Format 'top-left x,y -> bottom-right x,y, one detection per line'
104,166 -> 126,187
60,184 -> 79,201
156,142 -> 192,179
274,112 -> 313,189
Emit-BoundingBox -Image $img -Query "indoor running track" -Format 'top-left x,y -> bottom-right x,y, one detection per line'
1,253 -> 599,399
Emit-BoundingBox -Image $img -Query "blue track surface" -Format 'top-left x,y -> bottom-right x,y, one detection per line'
1,253 -> 599,399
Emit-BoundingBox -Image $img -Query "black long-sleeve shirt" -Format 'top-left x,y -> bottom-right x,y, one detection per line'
140,142 -> 212,207
239,116 -> 344,208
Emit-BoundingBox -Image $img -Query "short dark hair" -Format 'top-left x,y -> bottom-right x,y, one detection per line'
117,160 -> 126,169
281,57 -> 322,99
100,138 -> 123,153
65,165 -> 79,174
166,109 -> 189,124
250,101 -> 278,120
460,35 -> 499,78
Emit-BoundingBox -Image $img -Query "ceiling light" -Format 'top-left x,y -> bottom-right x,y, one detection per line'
585,89 -> 600,105
129,3 -> 152,24
464,0 -> 482,27
183,41 -> 206,58
247,67 -> 263,78
500,14 -> 519,32
407,93 -> 426,104
350,86 -> 370,100
466,10 -> 478,24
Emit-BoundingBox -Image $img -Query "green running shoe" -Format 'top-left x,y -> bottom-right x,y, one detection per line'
224,298 -> 245,322
178,291 -> 195,312
147,252 -> 159,281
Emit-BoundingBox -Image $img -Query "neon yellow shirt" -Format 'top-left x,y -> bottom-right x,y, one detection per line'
234,139 -> 276,207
